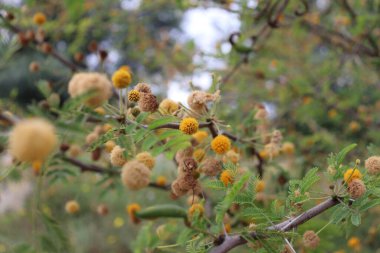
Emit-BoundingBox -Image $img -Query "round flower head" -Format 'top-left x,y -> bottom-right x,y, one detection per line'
175,146 -> 194,164
159,99 -> 179,115
348,179 -> 366,199
121,160 -> 151,190
119,65 -> 132,73
156,176 -> 167,186
220,170 -> 234,186
303,230 -> 320,249
135,83 -> 152,93
202,157 -> 222,176
68,144 -> 81,158
255,180 -> 265,193
68,72 -> 112,107
188,203 -> 204,218
9,118 -> 57,162
187,90 -> 220,112
94,107 -> 106,115
128,90 -> 140,102
96,204 -> 109,216
85,132 -> 98,145
104,140 -> 116,153
33,12 -> 46,25
138,92 -> 159,112
110,145 -> 127,167
211,135 -> 231,154
65,200 -> 80,214
365,156 -> 380,175
179,117 -> 199,135
223,149 -> 240,164
112,69 -> 132,89
136,151 -> 155,170
343,168 -> 362,183
192,130 -> 208,144
126,203 -> 141,224
281,142 -> 295,155
193,148 -> 206,163
347,237 -> 361,251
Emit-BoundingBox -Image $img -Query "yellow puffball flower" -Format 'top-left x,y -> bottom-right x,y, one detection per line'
220,170 -> 234,186
192,130 -> 208,144
65,200 -> 80,214
126,203 -> 141,223
113,217 -> 124,228
211,135 -> 231,155
193,148 -> 206,162
259,150 -> 268,160
179,117 -> 199,135
348,121 -> 361,132
33,12 -> 46,26
9,118 -> 57,163
188,203 -> 204,217
94,107 -> 106,115
347,236 -> 361,250
156,176 -> 167,186
255,180 -> 265,193
128,90 -> 140,102
119,65 -> 132,73
102,123 -> 113,132
112,69 -> 132,89
104,140 -> 116,153
343,168 -> 362,183
281,142 -> 295,155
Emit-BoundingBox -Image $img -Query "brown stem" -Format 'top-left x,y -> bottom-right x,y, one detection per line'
210,197 -> 341,253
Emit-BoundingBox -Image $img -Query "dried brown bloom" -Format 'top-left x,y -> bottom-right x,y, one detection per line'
175,147 -> 194,164
187,90 -> 220,112
138,92 -> 159,112
365,156 -> 380,175
202,157 -> 222,176
110,145 -> 127,167
303,230 -> 320,249
135,83 -> 152,93
348,179 -> 366,199
121,160 -> 151,190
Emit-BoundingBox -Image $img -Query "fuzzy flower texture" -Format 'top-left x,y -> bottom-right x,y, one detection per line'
9,118 -> 57,162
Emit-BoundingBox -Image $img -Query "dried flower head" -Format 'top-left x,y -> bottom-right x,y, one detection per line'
220,170 -> 234,186
112,69 -> 132,89
126,203 -> 141,224
135,83 -> 152,93
192,130 -> 208,144
68,144 -> 81,158
136,152 -> 155,170
187,90 -> 220,112
68,72 -> 112,107
365,156 -> 380,175
175,147 -> 194,164
202,157 -> 222,176
254,107 -> 267,120
348,179 -> 366,199
110,145 -> 127,167
187,195 -> 200,205
65,200 -> 80,214
96,204 -> 109,216
9,118 -> 57,162
343,168 -> 362,183
159,99 -> 179,115
121,160 -> 151,190
179,117 -> 199,135
33,12 -> 46,25
29,61 -> 40,72
303,230 -> 320,249
211,135 -> 231,155
128,90 -> 140,102
85,132 -> 98,145
138,92 -> 159,112
223,149 -> 240,164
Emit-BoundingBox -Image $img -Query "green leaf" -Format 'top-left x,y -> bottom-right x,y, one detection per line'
336,144 -> 357,166
203,180 -> 225,190
359,199 -> 380,212
301,167 -> 320,192
351,213 -> 361,226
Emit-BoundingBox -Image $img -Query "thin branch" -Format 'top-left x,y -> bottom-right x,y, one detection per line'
210,197 -> 341,253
